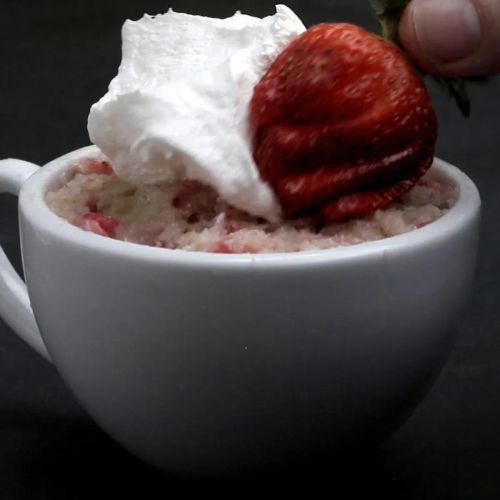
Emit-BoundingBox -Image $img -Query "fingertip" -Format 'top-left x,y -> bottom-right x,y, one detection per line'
398,0 -> 485,77
398,2 -> 424,67
398,1 -> 441,75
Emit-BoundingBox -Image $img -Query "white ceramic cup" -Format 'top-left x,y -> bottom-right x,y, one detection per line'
0,146 -> 480,476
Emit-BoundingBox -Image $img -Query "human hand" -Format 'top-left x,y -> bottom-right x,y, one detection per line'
399,0 -> 500,76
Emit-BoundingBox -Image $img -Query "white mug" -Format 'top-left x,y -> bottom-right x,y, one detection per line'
0,146 -> 481,477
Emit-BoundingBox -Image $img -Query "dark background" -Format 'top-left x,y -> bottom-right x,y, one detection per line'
0,0 -> 499,496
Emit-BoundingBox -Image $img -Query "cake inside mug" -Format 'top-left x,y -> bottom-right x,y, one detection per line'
45,156 -> 457,254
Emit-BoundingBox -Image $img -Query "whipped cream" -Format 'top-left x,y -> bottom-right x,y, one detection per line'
88,5 -> 305,221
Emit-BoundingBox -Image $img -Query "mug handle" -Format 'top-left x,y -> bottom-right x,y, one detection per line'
0,159 -> 50,361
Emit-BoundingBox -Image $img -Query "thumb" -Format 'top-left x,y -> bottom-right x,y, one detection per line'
399,0 -> 500,77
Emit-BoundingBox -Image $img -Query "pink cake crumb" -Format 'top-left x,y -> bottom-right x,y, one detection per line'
45,157 -> 458,254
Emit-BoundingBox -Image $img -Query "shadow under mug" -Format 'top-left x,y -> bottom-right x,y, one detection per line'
0,146 -> 481,476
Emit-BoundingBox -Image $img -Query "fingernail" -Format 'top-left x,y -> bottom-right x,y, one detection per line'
411,0 -> 482,64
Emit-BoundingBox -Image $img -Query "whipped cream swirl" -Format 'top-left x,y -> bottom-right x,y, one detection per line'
88,5 -> 306,220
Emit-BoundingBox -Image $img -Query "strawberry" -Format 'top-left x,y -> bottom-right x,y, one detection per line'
77,158 -> 114,176
250,23 -> 437,222
83,212 -> 119,237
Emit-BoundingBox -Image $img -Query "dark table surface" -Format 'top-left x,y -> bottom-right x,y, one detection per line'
1,0 -> 499,496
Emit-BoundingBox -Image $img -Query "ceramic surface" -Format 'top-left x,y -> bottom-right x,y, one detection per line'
0,147 -> 481,476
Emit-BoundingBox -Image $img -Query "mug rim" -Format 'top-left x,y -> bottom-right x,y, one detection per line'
18,145 -> 481,268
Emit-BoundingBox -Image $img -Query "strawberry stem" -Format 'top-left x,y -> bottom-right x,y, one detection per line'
368,0 -> 410,42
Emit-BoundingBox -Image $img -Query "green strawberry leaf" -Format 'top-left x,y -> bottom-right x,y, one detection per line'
368,0 -> 480,117
433,77 -> 470,117
368,0 -> 410,41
